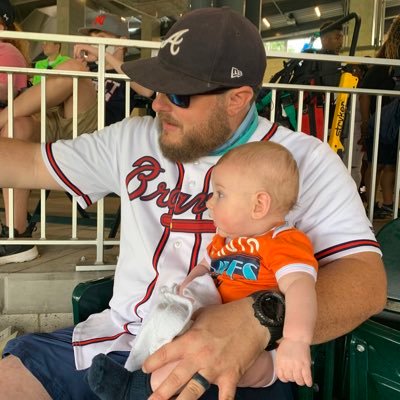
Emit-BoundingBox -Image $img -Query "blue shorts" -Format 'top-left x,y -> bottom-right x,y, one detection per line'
3,327 -> 295,400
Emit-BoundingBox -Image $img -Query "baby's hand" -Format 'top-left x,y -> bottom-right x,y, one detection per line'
275,338 -> 312,387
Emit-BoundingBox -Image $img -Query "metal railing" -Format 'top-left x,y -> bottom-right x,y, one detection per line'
0,30 -> 399,269
0,31 -> 159,269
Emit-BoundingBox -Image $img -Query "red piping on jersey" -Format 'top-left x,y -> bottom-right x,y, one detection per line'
72,323 -> 131,347
261,123 -> 278,141
133,162 -> 185,320
315,239 -> 380,260
45,143 -> 92,207
189,166 -> 214,271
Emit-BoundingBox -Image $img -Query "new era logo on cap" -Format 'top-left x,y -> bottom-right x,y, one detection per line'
231,67 -> 243,79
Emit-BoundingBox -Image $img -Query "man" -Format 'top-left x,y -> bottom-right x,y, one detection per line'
320,21 -> 344,55
0,7 -> 386,400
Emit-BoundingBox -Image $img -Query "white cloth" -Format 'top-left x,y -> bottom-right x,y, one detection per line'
125,274 -> 221,371
42,115 -> 381,370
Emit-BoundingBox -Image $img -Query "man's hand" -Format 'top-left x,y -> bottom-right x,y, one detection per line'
275,338 -> 312,387
143,297 -> 270,400
73,44 -> 99,63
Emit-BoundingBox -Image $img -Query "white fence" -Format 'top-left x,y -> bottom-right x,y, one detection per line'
0,30 -> 399,268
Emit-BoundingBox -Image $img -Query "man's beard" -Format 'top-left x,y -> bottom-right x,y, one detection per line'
158,103 -> 232,163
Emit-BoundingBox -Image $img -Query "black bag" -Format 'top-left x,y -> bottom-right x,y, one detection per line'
368,97 -> 400,145
256,50 -> 341,139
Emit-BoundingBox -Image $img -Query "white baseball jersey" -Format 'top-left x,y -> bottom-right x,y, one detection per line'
42,114 -> 381,370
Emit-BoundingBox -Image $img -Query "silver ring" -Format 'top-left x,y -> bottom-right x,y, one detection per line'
192,372 -> 211,391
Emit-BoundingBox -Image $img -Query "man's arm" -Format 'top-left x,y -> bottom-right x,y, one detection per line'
313,251 -> 386,343
144,250 -> 386,399
0,137 -> 63,191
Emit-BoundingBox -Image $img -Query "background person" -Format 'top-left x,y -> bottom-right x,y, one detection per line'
0,13 -> 152,264
0,0 -> 29,103
0,0 -> 38,264
360,15 -> 400,219
0,7 -> 385,400
86,141 -> 318,400
319,21 -> 344,55
32,41 -> 70,85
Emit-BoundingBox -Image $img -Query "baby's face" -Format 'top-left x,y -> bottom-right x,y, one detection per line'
206,162 -> 256,238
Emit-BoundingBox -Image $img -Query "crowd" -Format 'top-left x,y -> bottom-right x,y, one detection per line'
0,4 -> 153,265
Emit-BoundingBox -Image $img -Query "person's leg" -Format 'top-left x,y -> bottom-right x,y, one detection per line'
201,381 -> 296,399
364,163 -> 382,204
87,351 -> 287,400
0,116 -> 40,263
380,165 -> 395,206
1,116 -> 40,233
57,60 -> 97,120
0,59 -> 96,129
86,354 -> 153,400
2,327 -> 128,400
0,355 -> 51,400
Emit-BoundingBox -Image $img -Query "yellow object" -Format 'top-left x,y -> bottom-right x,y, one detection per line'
328,71 -> 359,153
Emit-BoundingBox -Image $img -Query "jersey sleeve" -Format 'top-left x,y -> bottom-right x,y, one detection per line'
265,229 -> 318,282
41,117 -> 157,208
282,134 -> 381,265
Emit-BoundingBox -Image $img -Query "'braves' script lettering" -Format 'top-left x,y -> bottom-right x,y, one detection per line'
126,156 -> 210,216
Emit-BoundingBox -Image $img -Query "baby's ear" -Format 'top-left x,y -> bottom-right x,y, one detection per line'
252,192 -> 271,219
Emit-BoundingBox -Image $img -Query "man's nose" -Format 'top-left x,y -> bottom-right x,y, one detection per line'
152,93 -> 172,113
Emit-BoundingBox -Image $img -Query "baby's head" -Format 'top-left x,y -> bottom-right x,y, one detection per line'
215,141 -> 299,217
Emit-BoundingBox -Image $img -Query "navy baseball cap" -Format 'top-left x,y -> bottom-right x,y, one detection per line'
121,7 -> 267,95
0,0 -> 15,28
79,13 -> 129,37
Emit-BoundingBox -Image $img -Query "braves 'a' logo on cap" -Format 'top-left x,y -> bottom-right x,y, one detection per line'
93,15 -> 106,27
160,29 -> 189,56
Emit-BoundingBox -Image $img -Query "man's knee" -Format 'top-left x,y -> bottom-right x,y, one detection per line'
0,355 -> 52,399
1,116 -> 38,141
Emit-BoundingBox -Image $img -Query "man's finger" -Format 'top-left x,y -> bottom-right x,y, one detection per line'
143,339 -> 185,373
216,379 -> 237,400
176,373 -> 210,400
148,361 -> 197,400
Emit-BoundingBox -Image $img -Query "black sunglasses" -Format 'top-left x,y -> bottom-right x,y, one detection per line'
165,87 -> 232,109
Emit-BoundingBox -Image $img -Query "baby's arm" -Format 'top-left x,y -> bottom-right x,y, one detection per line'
178,259 -> 210,294
275,271 -> 317,387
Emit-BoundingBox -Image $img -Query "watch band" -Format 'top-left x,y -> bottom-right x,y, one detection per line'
250,290 -> 285,351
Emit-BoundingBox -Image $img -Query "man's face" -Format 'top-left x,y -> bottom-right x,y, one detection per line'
321,29 -> 343,54
152,92 -> 232,163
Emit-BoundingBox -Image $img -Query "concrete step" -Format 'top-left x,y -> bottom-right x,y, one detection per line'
0,270 -> 111,333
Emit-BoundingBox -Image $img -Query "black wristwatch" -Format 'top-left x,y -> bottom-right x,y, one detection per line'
250,290 -> 285,351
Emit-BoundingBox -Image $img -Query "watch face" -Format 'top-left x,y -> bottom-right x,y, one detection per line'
260,294 -> 285,326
